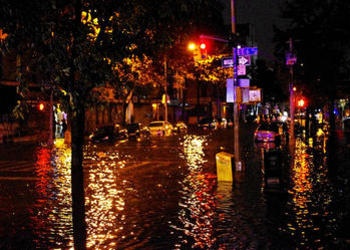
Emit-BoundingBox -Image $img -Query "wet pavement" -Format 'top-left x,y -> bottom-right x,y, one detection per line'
0,123 -> 350,249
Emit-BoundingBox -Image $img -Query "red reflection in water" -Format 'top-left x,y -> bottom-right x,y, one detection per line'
30,142 -> 73,248
34,147 -> 52,199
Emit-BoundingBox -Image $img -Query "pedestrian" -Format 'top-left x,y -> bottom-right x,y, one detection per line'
61,119 -> 67,138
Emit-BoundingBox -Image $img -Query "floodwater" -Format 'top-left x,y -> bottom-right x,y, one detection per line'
0,127 -> 349,249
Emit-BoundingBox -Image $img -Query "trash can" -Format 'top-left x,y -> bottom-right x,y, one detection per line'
215,151 -> 234,182
263,149 -> 282,187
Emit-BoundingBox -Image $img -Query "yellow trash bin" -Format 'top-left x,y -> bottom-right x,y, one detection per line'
215,152 -> 234,182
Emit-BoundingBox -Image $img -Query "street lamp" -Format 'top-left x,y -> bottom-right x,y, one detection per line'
189,29 -> 242,170
188,42 -> 196,51
230,0 -> 242,170
163,56 -> 168,122
187,42 -> 201,122
287,38 -> 297,148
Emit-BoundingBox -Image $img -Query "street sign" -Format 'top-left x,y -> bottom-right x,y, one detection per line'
286,53 -> 297,65
238,78 -> 250,87
236,47 -> 258,56
238,55 -> 250,65
237,65 -> 246,76
241,88 -> 262,103
222,57 -> 234,68
226,78 -> 234,102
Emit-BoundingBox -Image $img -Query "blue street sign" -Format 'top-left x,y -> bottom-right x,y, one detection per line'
236,47 -> 258,56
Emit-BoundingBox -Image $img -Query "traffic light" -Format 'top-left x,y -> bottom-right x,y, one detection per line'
199,41 -> 207,59
297,97 -> 306,108
38,102 -> 45,111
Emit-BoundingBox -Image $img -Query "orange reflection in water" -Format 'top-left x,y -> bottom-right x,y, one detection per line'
287,139 -> 315,246
285,138 -> 333,248
175,135 -> 217,249
84,149 -> 126,249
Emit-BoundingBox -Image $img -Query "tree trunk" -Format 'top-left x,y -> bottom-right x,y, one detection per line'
70,96 -> 87,250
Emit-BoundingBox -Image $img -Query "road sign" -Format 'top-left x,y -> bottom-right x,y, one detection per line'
236,47 -> 258,56
238,55 -> 250,65
286,53 -> 297,65
237,65 -> 246,76
226,78 -> 234,102
222,57 -> 234,68
238,78 -> 250,87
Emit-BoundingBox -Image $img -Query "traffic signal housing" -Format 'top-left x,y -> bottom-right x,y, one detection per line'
199,41 -> 207,59
38,102 -> 45,111
297,97 -> 306,108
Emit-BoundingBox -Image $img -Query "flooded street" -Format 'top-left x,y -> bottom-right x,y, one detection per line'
0,125 -> 349,249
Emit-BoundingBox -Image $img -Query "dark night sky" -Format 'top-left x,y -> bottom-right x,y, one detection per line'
221,0 -> 288,61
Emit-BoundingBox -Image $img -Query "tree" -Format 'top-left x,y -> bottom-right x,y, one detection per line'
0,1 -> 114,248
274,1 -> 350,176
102,0 -> 228,123
0,1 -> 227,248
275,0 -> 350,105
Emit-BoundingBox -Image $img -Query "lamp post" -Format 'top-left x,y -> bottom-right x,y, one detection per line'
286,38 -> 296,148
189,26 -> 242,170
187,42 -> 201,122
163,56 -> 168,122
231,0 -> 241,170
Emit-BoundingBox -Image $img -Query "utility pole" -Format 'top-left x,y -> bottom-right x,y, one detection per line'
287,38 -> 295,148
49,89 -> 54,146
231,0 -> 241,170
164,56 -> 168,122
231,0 -> 236,34
195,0 -> 242,169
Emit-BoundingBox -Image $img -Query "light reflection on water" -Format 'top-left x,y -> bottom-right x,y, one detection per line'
283,138 -> 336,248
3,131 -> 343,249
174,134 -> 217,249
32,139 -> 73,249
84,148 -> 126,249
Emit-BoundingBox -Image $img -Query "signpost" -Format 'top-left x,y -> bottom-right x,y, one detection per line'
237,64 -> 246,75
223,45 -> 258,172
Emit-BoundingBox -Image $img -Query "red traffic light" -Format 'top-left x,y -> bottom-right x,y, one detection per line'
38,102 -> 45,111
297,98 -> 306,108
199,42 -> 208,59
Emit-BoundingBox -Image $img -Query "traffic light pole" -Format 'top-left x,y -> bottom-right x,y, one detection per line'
287,38 -> 295,149
232,47 -> 241,170
231,0 -> 241,170
164,56 -> 168,122
196,0 -> 242,170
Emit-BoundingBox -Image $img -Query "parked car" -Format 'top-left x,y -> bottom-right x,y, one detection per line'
254,122 -> 281,143
226,118 -> 234,128
173,121 -> 188,133
343,117 -> 350,144
148,121 -> 173,136
126,123 -> 141,139
217,117 -> 228,128
89,124 -> 127,143
197,117 -> 218,130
